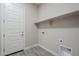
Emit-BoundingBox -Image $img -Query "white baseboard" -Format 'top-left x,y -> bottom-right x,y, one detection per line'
38,44 -> 58,56
24,44 -> 58,56
24,44 -> 38,50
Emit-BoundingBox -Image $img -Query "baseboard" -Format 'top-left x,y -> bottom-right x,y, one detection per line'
24,44 -> 58,56
24,44 -> 38,50
38,44 -> 58,56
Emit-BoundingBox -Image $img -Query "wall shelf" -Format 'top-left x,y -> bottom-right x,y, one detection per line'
34,10 -> 79,25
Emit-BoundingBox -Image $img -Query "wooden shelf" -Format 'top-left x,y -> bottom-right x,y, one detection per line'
34,10 -> 79,25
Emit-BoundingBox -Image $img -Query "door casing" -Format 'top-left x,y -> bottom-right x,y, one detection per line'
0,3 -> 25,56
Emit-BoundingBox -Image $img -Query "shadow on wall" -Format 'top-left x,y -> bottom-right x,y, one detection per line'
38,14 -> 79,29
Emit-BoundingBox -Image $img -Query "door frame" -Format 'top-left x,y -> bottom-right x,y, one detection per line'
1,3 -> 26,56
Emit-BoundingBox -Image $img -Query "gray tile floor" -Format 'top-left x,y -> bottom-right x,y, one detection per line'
10,46 -> 54,56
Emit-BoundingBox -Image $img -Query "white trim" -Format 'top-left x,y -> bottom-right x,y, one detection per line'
1,3 -> 5,56
24,44 -> 58,56
24,44 -> 38,50
38,44 -> 58,56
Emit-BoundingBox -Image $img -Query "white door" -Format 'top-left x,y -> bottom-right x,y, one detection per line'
3,4 -> 25,55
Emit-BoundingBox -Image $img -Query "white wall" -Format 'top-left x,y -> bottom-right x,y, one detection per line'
38,3 -> 79,21
38,13 -> 79,56
25,4 -> 38,47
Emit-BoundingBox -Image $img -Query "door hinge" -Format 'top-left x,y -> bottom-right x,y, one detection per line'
3,34 -> 5,38
3,48 -> 5,53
